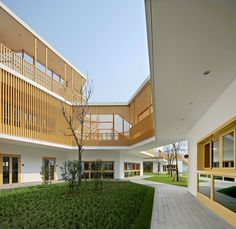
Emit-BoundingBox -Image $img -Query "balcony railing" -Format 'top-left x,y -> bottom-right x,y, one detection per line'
0,43 -> 77,101
129,114 -> 155,145
81,114 -> 155,146
82,132 -> 130,146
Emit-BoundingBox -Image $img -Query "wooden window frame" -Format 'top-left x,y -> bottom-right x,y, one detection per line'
42,156 -> 56,181
0,153 -> 21,186
82,160 -> 115,180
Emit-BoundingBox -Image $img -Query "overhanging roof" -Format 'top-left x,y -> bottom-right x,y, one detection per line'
145,0 -> 236,146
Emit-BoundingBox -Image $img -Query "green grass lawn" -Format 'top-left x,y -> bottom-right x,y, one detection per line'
0,181 -> 154,229
144,173 -> 188,187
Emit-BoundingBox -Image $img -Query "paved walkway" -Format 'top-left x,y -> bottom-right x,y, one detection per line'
129,176 -> 234,229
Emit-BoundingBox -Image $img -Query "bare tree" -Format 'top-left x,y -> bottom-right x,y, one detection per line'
154,149 -> 162,175
61,80 -> 93,187
171,141 -> 184,182
163,145 -> 175,177
163,141 -> 186,181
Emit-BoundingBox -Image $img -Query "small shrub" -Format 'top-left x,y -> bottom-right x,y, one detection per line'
40,164 -> 49,185
60,160 -> 79,191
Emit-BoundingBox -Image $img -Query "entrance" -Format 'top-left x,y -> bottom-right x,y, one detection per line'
42,157 -> 56,181
2,155 -> 20,185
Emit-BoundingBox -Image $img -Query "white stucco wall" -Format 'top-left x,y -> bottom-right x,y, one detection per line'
187,77 -> 236,196
0,142 -> 67,182
67,150 -> 122,179
0,143 -> 144,183
68,150 -> 144,179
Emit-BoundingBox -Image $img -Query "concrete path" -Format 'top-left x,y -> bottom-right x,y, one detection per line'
129,176 -> 234,229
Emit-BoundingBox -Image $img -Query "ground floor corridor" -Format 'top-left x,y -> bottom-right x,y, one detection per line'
130,176 -> 234,229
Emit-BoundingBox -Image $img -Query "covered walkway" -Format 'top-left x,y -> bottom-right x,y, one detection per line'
130,176 -> 234,229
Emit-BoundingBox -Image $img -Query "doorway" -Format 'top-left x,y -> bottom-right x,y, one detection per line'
1,155 -> 21,185
42,157 -> 56,181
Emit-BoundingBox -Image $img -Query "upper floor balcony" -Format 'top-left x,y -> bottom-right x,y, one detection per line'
79,79 -> 155,146
0,43 -> 84,102
0,3 -> 155,148
0,4 -> 85,102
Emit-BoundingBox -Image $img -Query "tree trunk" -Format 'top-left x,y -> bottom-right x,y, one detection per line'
78,148 -> 82,186
175,152 -> 179,182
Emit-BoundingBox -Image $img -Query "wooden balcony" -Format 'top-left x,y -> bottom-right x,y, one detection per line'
129,114 -> 155,145
0,43 -> 79,102
83,132 -> 130,146
82,114 -> 155,146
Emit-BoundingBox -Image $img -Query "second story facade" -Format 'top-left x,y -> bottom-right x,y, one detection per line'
0,3 -> 155,149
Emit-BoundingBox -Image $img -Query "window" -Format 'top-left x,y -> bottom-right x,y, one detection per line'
214,176 -> 236,213
2,155 -> 20,184
223,132 -> 234,168
204,143 -> 210,168
82,161 -> 114,179
124,162 -> 140,177
212,140 -> 219,168
198,173 -> 211,198
43,157 -> 56,181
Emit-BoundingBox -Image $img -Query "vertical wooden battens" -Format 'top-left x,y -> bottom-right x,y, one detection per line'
34,38 -> 37,81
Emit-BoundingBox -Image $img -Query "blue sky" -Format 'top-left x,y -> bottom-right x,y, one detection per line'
2,0 -> 149,102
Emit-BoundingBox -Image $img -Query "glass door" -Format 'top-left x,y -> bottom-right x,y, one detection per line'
12,157 -> 19,183
43,158 -> 55,181
49,159 -> 55,180
2,155 -> 20,185
3,156 -> 10,184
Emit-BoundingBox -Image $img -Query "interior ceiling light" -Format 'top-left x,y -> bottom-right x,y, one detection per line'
203,70 -> 210,76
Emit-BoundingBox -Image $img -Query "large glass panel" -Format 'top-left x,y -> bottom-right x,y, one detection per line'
124,163 -> 140,177
204,143 -> 210,168
103,162 -> 113,171
44,159 -> 49,181
50,159 -> 55,180
223,132 -> 234,168
198,174 -> 211,198
214,176 -> 236,213
143,162 -> 153,172
12,157 -> 19,183
3,156 -> 10,184
83,162 -> 90,170
212,140 -> 219,168
103,172 -> 114,179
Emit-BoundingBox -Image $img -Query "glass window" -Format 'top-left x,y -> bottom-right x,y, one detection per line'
3,156 -> 10,184
212,140 -> 219,168
84,162 -> 90,170
12,157 -> 19,183
198,174 -> 211,198
204,143 -> 210,168
103,172 -> 114,179
223,132 -> 234,168
103,162 -> 114,171
214,176 -> 236,213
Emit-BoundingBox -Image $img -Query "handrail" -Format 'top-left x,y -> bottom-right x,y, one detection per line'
0,43 -> 79,101
82,114 -> 154,145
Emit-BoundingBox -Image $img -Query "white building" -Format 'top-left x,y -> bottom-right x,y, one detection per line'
145,0 -> 236,227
